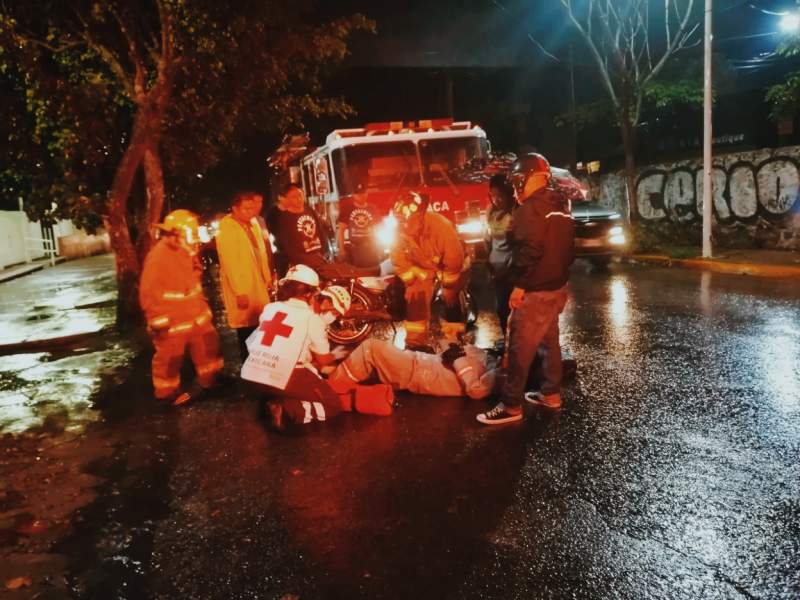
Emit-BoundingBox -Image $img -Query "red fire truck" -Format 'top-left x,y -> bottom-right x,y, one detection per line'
292,118 -> 493,251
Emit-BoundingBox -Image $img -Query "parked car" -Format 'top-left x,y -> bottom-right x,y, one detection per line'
551,167 -> 628,267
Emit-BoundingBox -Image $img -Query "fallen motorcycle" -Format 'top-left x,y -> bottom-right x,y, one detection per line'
323,273 -> 477,346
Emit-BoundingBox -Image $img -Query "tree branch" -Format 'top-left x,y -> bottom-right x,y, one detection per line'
643,0 -> 695,88
109,6 -> 146,100
70,8 -> 135,97
560,0 -> 620,110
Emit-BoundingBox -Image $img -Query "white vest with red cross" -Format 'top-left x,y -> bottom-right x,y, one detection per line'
241,300 -> 312,390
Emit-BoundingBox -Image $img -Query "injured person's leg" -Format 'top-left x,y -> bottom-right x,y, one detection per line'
328,338 -> 417,392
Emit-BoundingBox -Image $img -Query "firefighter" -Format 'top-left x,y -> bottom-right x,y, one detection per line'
139,209 -> 224,403
328,338 -> 497,400
216,190 -> 274,361
390,192 -> 467,350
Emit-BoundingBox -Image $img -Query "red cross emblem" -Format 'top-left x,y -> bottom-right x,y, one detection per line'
258,311 -> 294,346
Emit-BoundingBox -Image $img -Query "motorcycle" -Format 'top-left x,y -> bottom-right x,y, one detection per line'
323,273 -> 405,345
323,271 -> 477,346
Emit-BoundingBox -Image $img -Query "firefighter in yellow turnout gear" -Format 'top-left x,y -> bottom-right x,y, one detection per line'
390,192 -> 468,349
139,209 -> 224,401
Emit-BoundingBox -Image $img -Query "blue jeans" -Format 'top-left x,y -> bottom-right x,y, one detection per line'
501,286 -> 568,408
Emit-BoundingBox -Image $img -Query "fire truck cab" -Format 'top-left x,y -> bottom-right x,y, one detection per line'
297,118 -> 491,252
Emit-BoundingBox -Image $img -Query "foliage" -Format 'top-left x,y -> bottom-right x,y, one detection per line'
0,8 -> 129,228
766,8 -> 800,123
0,1 -> 373,227
554,99 -> 613,131
643,79 -> 703,110
558,0 -> 700,219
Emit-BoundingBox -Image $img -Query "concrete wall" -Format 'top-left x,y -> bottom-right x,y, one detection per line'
589,146 -> 800,250
0,210 -> 79,269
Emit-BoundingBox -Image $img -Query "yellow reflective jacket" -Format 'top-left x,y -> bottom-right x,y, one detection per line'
139,239 -> 211,331
217,214 -> 273,328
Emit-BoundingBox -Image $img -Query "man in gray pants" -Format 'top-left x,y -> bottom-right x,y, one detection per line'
477,153 -> 575,425
329,338 -> 497,400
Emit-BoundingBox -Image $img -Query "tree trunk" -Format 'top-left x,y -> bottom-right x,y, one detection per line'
106,115 -> 152,328
620,120 -> 639,221
107,153 -> 145,328
137,144 -> 166,261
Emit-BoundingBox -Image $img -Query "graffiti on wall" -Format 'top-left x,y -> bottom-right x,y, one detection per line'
635,156 -> 800,223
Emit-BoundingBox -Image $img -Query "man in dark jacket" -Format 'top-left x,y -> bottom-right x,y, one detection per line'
271,183 -> 377,280
477,153 -> 575,425
270,184 -> 329,274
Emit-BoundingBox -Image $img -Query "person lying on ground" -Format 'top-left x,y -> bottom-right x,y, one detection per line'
328,338 -> 497,400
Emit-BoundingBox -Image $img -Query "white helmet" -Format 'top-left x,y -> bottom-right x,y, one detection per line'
279,264 -> 320,287
320,285 -> 352,316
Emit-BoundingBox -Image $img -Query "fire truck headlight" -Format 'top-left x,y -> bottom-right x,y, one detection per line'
457,219 -> 484,236
376,215 -> 398,252
198,226 -> 211,244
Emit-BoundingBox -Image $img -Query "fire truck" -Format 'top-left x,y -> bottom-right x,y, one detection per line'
286,118 -> 494,252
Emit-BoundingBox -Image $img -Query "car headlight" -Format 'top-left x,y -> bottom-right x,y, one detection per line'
375,214 -> 398,251
457,219 -> 484,236
608,226 -> 624,236
609,233 -> 627,245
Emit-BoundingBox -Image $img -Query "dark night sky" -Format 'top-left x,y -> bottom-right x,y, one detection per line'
210,0 -> 800,200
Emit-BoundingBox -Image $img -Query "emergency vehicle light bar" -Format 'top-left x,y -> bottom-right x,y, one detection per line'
331,119 -> 473,139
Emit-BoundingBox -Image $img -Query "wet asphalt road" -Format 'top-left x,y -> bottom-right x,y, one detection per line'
3,260 -> 800,599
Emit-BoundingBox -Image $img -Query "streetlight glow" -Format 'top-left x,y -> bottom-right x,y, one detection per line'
779,13 -> 800,33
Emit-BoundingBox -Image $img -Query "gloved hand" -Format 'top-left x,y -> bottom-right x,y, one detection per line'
147,316 -> 170,339
440,343 -> 466,370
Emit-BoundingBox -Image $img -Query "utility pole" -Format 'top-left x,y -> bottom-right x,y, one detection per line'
569,44 -> 578,172
702,0 -> 713,258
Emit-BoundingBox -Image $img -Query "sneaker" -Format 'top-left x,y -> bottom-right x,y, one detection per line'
524,391 -> 561,409
476,402 -> 523,425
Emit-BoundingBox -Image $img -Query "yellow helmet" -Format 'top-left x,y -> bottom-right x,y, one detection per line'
157,209 -> 200,244
392,191 -> 429,222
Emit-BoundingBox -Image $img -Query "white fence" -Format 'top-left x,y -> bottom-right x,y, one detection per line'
0,210 -> 76,270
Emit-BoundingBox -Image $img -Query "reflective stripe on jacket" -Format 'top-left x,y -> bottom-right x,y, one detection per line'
391,212 -> 465,283
139,239 -> 211,330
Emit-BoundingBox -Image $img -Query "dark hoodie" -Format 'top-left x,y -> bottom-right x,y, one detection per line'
509,186 -> 575,291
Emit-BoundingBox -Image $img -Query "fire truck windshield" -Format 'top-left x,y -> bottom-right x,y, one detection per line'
332,141 -> 421,196
419,137 -> 488,186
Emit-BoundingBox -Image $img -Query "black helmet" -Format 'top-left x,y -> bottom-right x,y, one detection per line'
508,153 -> 551,197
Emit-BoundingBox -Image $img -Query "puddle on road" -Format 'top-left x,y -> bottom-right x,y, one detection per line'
0,341 -> 136,435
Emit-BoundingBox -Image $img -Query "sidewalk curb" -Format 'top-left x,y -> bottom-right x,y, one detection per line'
0,326 -> 112,356
627,254 -> 800,280
0,257 -> 67,284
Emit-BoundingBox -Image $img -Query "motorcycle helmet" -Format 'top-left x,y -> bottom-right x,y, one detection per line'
508,153 -> 551,199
